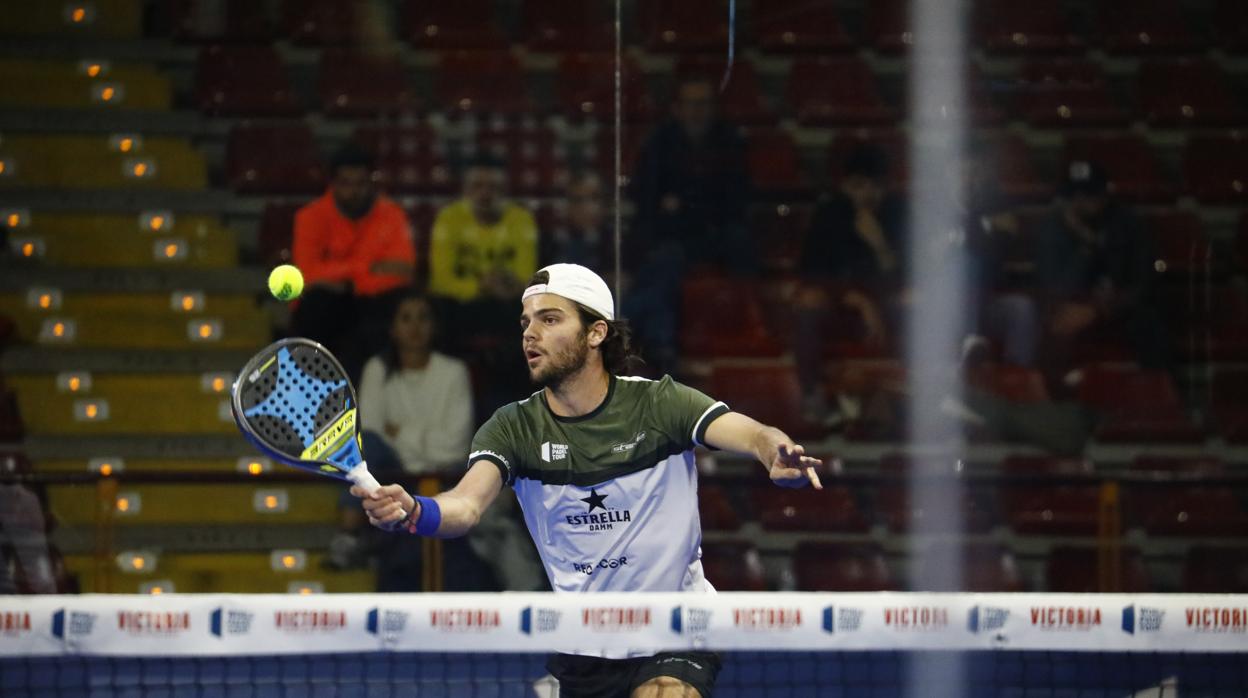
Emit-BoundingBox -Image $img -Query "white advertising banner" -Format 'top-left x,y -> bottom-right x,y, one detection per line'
1,593 -> 1246,657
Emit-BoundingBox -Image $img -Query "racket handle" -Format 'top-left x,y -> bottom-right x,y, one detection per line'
345,462 -> 408,523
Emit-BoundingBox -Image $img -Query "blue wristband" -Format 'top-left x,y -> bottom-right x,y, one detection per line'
411,496 -> 441,536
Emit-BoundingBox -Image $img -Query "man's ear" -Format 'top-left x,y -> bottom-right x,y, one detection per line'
587,320 -> 609,349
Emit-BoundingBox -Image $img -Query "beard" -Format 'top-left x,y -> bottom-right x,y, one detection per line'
530,333 -> 590,389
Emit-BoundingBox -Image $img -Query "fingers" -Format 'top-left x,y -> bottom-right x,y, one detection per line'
805,465 -> 823,490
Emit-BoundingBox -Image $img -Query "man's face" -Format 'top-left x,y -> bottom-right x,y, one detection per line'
567,176 -> 604,231
674,80 -> 715,140
390,297 -> 433,353
464,166 -> 506,222
841,174 -> 884,212
331,166 -> 376,220
520,294 -> 597,388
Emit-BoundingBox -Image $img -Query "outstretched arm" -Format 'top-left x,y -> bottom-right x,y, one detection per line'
349,460 -> 504,537
703,412 -> 823,489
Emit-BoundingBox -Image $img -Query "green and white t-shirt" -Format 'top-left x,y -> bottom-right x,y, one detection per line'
468,375 -> 729,594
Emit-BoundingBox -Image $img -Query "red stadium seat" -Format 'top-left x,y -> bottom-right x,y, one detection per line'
1131,487 -> 1248,537
748,203 -> 811,274
318,49 -> 417,117
1141,211 -> 1209,276
680,276 -> 785,358
967,364 -> 1050,403
1046,546 -> 1150,593
701,541 -> 767,591
639,0 -> 730,53
477,125 -> 566,196
912,62 -> 1005,126
794,542 -> 893,592
194,45 -> 300,116
914,542 -> 1025,592
1215,0 -> 1248,53
1212,367 -> 1248,443
1183,546 -> 1248,593
1005,485 -> 1101,535
698,482 -> 741,531
436,51 -> 532,116
258,200 -> 306,266
400,0 -> 506,50
676,58 -> 775,125
593,127 -> 646,187
353,125 -> 452,194
785,57 -> 894,126
1184,134 -> 1248,205
753,485 -> 868,532
827,129 -> 908,191
976,133 -> 1049,203
165,0 -> 275,43
865,0 -> 912,53
878,482 -> 995,533
225,123 -> 325,195
282,0 -> 367,45
557,53 -> 653,124
744,129 -> 810,195
974,2 -> 1081,54
1063,135 -> 1173,203
1077,365 -> 1202,443
521,0 -> 612,52
1139,60 -> 1241,127
1131,455 -> 1223,476
1016,59 -> 1127,127
1096,0 -> 1199,54
707,365 -> 814,439
755,0 -> 855,53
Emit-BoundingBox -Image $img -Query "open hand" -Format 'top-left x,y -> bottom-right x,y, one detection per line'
769,443 -> 823,490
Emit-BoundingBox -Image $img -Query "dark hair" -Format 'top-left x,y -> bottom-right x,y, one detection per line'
330,142 -> 376,176
526,270 -> 643,375
378,290 -> 436,378
844,143 -> 889,180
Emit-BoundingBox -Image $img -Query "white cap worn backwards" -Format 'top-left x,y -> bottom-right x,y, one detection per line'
522,263 -> 615,321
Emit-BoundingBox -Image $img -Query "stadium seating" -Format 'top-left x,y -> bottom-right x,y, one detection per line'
1215,0 -> 1248,52
1005,484 -> 1102,535
639,0 -> 731,53
755,0 -> 855,53
753,485 -> 868,532
556,53 -> 653,123
1183,134 -> 1248,204
258,200 -> 304,266
5,312 -> 266,351
1096,0 -> 1199,54
793,542 -> 894,591
1141,211 -> 1209,276
1015,58 -> 1126,127
976,133 -> 1050,203
1211,367 -> 1248,443
194,45 -> 300,116
521,0 -> 613,52
914,541 -> 1025,592
436,51 -> 533,116
706,365 -> 814,439
680,276 -> 785,358
65,552 -> 374,594
745,129 -> 810,195
282,0 -> 371,45
0,60 -> 172,110
1138,59 -> 1241,127
676,58 -> 775,125
6,213 -> 237,268
701,541 -> 767,591
697,482 -> 741,531
785,57 -> 895,125
1131,487 -> 1248,537
0,0 -> 142,39
353,123 -> 454,195
865,0 -> 913,53
164,0 -> 275,43
0,135 -> 206,191
1076,365 -> 1202,443
877,481 -> 996,533
1063,135 -> 1173,203
967,364 -> 1050,403
1046,546 -> 1151,592
974,2 -> 1082,54
318,49 -> 417,117
748,204 -> 811,274
225,123 -> 326,195
1182,546 -> 1248,593
827,129 -> 908,191
400,0 -> 507,50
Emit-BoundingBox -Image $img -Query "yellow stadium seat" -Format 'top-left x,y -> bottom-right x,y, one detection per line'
35,457 -> 274,475
64,553 -> 375,594
0,135 -> 205,190
0,291 -> 256,317
5,309 -> 267,350
3,212 -> 238,267
0,60 -> 171,110
0,0 -> 142,39
48,483 -> 343,526
8,373 -> 246,435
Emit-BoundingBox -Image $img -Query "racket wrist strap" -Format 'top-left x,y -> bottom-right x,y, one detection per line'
406,495 -> 441,536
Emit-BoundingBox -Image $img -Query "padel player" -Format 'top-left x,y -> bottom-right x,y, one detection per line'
354,263 -> 823,698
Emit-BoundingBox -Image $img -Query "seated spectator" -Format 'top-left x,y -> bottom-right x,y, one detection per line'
428,155 -> 538,419
543,171 -> 614,271
795,144 -> 908,425
1,458 -> 57,593
1035,161 -> 1168,386
292,143 -> 416,382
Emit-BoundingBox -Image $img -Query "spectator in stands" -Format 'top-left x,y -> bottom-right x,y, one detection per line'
1035,161 -> 1168,385
631,74 -> 752,276
0,458 -> 57,593
428,155 -> 538,419
543,171 -> 613,271
292,143 -> 416,382
794,143 -> 908,425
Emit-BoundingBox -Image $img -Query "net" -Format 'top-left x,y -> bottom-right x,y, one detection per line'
3,592 -> 1245,697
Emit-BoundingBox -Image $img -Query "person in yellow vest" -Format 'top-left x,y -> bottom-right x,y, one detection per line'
429,155 -> 539,419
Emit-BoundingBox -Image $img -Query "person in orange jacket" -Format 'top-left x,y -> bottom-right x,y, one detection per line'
292,142 -> 416,381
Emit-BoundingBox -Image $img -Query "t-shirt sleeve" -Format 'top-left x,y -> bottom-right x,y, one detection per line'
467,409 -> 518,487
654,376 -> 730,450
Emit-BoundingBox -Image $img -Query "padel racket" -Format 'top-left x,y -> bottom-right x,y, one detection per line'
231,338 -> 399,513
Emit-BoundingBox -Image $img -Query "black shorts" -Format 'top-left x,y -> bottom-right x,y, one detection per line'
546,651 -> 721,698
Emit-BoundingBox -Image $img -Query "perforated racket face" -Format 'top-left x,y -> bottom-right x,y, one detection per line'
232,339 -> 364,479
